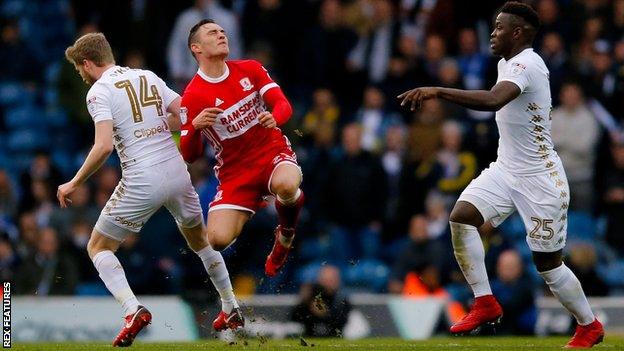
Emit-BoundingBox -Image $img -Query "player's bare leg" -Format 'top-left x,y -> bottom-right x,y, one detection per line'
448,201 -> 502,335
533,250 -> 604,348
178,222 -> 244,331
88,230 -> 151,346
265,163 -> 304,277
206,209 -> 250,251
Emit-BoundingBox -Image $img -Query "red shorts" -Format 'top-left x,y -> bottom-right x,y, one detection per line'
209,146 -> 300,213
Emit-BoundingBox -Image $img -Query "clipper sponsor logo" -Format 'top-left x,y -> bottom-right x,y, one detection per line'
114,216 -> 143,229
213,93 -> 265,139
2,282 -> 10,348
133,121 -> 170,139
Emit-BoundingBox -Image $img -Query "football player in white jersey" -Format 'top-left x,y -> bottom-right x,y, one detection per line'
398,2 -> 603,348
57,33 -> 243,347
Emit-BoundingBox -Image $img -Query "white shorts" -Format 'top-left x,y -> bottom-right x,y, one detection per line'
458,162 -> 569,252
95,155 -> 203,241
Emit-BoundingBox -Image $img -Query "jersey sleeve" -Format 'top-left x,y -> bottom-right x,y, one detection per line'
499,60 -> 531,93
179,92 -> 204,163
249,60 -> 279,97
153,73 -> 180,109
86,84 -> 113,123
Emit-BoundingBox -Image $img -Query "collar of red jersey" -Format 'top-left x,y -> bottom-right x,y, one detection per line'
197,64 -> 230,83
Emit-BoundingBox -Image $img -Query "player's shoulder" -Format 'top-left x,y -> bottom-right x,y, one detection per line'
228,59 -> 263,72
86,80 -> 109,100
510,49 -> 545,68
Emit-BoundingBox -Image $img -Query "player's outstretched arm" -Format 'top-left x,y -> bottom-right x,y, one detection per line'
57,120 -> 113,207
398,81 -> 521,112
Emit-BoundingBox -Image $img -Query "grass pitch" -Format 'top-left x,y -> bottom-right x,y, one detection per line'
10,336 -> 624,351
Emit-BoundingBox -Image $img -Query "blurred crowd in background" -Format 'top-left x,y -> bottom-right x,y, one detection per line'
1,0 -> 624,335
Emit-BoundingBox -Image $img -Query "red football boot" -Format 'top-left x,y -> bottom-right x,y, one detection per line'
265,226 -> 294,277
450,295 -> 503,335
213,307 -> 245,331
112,306 -> 152,347
565,319 -> 604,348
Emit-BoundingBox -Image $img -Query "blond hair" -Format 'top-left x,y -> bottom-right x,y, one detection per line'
65,33 -> 115,66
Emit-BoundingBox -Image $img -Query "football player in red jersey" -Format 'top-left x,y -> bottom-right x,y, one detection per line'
180,19 -> 305,282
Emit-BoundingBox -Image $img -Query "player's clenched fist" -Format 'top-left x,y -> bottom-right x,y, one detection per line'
397,87 -> 440,111
258,111 -> 277,129
192,107 -> 223,129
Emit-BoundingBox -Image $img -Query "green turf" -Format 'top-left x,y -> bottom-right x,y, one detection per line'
9,336 -> 624,351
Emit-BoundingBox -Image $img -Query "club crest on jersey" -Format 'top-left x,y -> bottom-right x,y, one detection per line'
239,77 -> 254,91
180,106 -> 188,124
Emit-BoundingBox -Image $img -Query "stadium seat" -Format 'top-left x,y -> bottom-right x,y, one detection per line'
597,260 -> 624,289
5,106 -> 46,129
7,129 -> 49,152
566,211 -> 597,242
0,82 -> 36,107
343,259 -> 389,292
45,108 -> 68,128
498,214 -> 526,241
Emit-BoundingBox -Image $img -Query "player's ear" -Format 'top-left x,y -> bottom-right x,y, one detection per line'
190,42 -> 201,56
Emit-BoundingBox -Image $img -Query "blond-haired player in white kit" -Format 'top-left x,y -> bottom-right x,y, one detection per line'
57,33 -> 243,347
399,2 -> 603,348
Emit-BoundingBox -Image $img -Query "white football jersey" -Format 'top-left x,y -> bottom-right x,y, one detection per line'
86,66 -> 181,170
495,48 -> 561,175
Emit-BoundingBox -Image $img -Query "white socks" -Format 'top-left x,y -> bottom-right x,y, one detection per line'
92,250 -> 140,316
450,221 -> 493,297
196,245 -> 239,314
539,263 -> 595,325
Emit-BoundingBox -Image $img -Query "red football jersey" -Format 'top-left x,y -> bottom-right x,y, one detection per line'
180,60 -> 291,180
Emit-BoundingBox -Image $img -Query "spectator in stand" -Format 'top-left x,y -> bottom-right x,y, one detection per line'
325,123 -> 386,261
491,250 -> 536,335
49,183 -> 99,239
0,18 -> 42,84
347,0 -> 401,85
19,152 -> 63,213
0,233 -> 18,281
355,86 -> 402,154
603,142 -> 624,255
435,120 -> 477,202
14,227 -> 78,295
457,28 -> 488,90
424,192 -> 449,241
552,82 -> 601,212
299,0 -> 358,100
301,88 -> 340,143
65,219 -> 99,283
388,215 -> 452,294
422,34 -> 448,84
291,265 -> 351,337
57,23 -> 98,149
0,169 -> 17,220
540,32 -> 570,104
16,211 -> 39,258
567,243 -> 609,296
381,124 -> 407,237
167,0 -> 242,91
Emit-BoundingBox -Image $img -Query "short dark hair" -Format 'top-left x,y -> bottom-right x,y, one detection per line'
500,1 -> 540,29
187,19 -> 216,56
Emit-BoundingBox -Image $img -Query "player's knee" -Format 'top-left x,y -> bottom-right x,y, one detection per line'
449,201 -> 483,227
271,177 -> 299,198
207,229 -> 231,251
87,234 -> 118,259
532,250 -> 563,272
